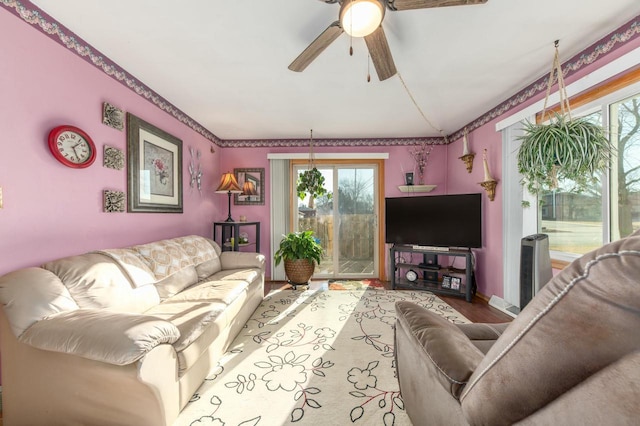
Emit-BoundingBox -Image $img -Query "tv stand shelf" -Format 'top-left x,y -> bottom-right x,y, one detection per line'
390,245 -> 475,302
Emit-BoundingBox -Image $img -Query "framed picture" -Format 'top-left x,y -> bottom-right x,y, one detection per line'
450,276 -> 462,291
441,275 -> 452,289
234,168 -> 265,205
405,172 -> 414,185
127,113 -> 183,213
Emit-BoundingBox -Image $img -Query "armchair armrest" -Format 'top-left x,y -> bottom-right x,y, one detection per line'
395,301 -> 484,399
19,309 -> 180,366
220,251 -> 265,271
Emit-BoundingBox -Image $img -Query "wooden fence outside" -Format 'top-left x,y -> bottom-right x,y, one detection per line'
299,214 -> 375,261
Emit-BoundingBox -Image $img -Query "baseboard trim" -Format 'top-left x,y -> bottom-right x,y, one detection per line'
475,291 -> 491,303
488,295 -> 519,318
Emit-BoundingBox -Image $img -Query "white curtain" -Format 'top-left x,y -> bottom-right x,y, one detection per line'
501,120 -> 536,307
269,159 -> 290,280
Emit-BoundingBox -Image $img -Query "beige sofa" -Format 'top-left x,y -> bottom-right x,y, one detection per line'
0,235 -> 265,426
394,229 -> 640,425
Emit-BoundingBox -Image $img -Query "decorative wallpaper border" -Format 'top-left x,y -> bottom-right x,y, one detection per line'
447,17 -> 640,143
1,0 -> 222,146
2,0 -> 639,147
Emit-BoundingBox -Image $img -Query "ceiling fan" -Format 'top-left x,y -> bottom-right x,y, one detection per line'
289,0 -> 488,81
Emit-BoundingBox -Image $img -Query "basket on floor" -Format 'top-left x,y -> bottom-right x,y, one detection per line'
284,259 -> 315,284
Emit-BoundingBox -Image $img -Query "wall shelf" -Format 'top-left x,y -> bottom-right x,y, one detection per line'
398,185 -> 436,193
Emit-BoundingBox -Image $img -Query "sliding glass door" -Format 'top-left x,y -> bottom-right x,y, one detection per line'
293,162 -> 380,279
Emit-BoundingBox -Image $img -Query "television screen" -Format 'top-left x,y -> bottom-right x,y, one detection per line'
385,193 -> 482,248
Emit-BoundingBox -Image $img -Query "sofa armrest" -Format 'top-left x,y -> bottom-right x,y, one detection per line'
19,309 -> 180,365
395,301 -> 484,399
220,251 -> 266,271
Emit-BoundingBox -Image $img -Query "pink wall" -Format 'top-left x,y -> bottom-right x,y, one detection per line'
0,11 -> 223,276
219,144 -> 450,279
446,124 -> 503,299
3,6 -> 640,298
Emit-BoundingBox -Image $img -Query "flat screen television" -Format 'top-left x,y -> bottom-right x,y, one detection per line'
385,193 -> 482,248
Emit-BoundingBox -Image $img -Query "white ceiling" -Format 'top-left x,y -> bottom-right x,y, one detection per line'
29,0 -> 640,141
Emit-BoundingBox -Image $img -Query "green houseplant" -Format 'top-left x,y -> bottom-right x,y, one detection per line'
517,112 -> 612,198
274,230 -> 323,286
517,42 -> 612,200
297,167 -> 331,209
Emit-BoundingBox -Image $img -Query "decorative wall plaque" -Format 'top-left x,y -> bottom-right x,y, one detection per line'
102,102 -> 124,131
104,146 -> 125,170
104,190 -> 125,212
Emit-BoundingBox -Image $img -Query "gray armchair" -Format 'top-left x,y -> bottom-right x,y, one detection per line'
394,229 -> 640,425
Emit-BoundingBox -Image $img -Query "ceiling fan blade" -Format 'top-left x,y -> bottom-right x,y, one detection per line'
289,21 -> 344,72
388,0 -> 487,11
364,26 -> 397,81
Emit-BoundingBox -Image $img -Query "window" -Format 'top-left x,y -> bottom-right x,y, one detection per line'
610,93 -> 640,241
537,90 -> 640,257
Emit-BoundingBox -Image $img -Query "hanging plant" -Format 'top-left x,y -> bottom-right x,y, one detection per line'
517,113 -> 611,196
297,167 -> 331,208
517,41 -> 613,199
297,130 -> 331,209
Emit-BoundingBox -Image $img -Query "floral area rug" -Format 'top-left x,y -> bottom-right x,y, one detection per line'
175,289 -> 469,426
328,279 -> 386,290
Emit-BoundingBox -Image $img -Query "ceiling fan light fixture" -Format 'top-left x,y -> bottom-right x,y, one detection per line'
340,0 -> 385,38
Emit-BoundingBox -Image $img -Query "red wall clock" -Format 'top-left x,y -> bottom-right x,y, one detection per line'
48,125 -> 97,168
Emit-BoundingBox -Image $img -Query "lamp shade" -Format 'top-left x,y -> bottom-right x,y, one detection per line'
340,0 -> 384,37
242,181 -> 258,196
215,172 -> 242,193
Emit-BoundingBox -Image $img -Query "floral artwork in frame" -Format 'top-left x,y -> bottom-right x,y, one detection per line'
126,113 -> 183,213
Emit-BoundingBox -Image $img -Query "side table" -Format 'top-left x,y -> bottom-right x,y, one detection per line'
213,221 -> 261,252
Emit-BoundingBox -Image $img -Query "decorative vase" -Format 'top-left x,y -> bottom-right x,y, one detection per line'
284,259 -> 315,285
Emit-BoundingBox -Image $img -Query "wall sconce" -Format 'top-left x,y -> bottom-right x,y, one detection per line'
459,128 -> 475,173
479,149 -> 498,201
216,172 -> 242,222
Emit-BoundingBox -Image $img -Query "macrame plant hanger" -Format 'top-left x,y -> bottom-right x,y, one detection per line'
307,129 -> 315,171
541,40 -> 571,189
541,40 -> 572,122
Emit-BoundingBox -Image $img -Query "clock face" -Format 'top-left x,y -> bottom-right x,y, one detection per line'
406,270 -> 418,282
48,125 -> 97,168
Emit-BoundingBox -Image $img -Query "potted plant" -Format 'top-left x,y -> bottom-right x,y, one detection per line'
274,230 -> 323,286
517,112 -> 612,199
297,167 -> 331,209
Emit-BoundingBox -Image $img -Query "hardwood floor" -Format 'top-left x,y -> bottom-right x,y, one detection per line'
264,280 -> 513,324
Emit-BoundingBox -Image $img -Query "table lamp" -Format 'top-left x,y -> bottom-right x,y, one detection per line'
216,172 -> 242,222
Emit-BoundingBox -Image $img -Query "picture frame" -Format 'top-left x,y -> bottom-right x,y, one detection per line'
450,276 -> 462,291
441,275 -> 452,289
234,168 -> 265,205
127,113 -> 183,213
405,172 -> 414,185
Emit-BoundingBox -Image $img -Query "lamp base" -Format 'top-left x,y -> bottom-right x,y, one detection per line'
224,191 -> 234,222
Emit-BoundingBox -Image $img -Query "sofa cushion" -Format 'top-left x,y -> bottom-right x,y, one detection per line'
208,268 -> 261,286
173,236 -> 222,279
43,253 -> 160,312
460,230 -> 640,425
145,279 -> 252,374
19,309 -> 180,365
132,239 -> 199,299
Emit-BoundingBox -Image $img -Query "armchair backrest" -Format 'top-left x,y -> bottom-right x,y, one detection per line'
460,230 -> 640,425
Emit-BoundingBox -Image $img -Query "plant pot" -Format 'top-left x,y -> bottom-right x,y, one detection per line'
284,259 -> 315,285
